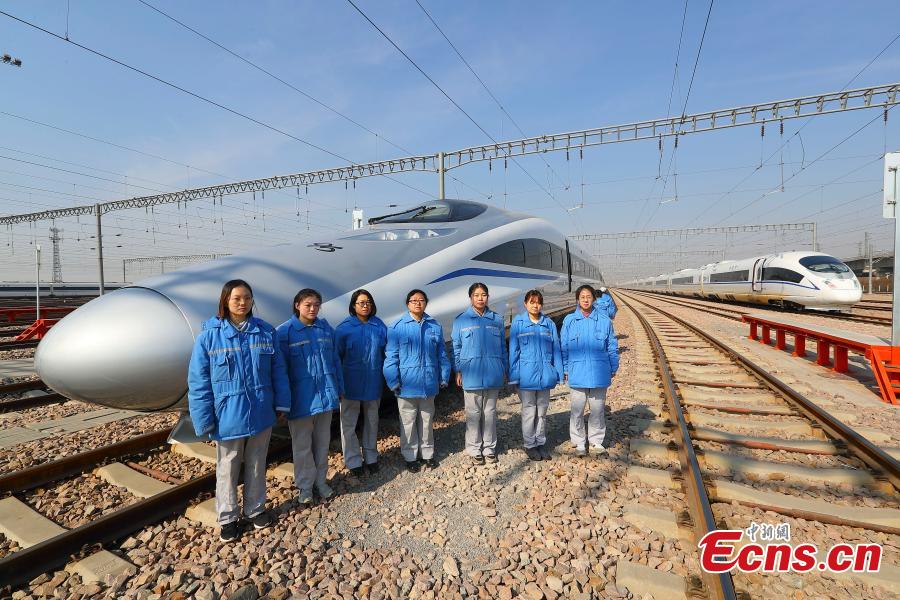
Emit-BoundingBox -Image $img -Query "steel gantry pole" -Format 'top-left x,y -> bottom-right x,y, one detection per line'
437,152 -> 446,200
95,204 -> 105,295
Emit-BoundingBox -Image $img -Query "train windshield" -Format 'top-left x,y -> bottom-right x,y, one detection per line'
799,255 -> 851,274
368,200 -> 486,225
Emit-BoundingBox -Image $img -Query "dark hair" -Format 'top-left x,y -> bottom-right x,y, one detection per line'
468,282 -> 489,297
349,289 -> 377,317
575,284 -> 595,301
406,289 -> 428,304
292,288 -> 322,317
524,289 -> 544,304
217,279 -> 254,320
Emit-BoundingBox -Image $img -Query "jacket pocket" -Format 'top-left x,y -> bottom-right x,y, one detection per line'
212,352 -> 233,383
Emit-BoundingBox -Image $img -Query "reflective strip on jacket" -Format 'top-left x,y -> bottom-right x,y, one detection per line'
561,308 -> 619,388
187,316 -> 289,441
594,294 -> 618,319
276,315 -> 344,419
451,306 -> 507,391
508,312 -> 563,391
335,315 -> 387,402
383,312 -> 451,398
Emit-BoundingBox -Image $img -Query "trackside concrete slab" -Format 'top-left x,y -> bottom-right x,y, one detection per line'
626,466 -> 679,489
688,412 -> 813,435
0,408 -> 141,450
0,496 -> 65,547
171,441 -> 217,464
691,426 -> 841,454
0,359 -> 35,378
66,550 -> 136,583
701,448 -> 874,486
95,462 -> 172,498
615,560 -> 687,600
623,503 -> 690,541
185,498 -> 218,527
268,462 -> 295,480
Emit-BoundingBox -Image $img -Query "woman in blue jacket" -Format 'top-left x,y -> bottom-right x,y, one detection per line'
561,284 -> 619,457
335,289 -> 387,476
508,289 -> 563,462
451,282 -> 507,464
188,279 -> 289,542
594,286 -> 618,319
383,289 -> 450,472
277,288 -> 344,505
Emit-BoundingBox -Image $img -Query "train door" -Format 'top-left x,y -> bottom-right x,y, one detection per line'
751,258 -> 766,293
564,240 -> 572,292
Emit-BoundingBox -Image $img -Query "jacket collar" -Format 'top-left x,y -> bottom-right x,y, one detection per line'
401,311 -> 433,325
514,311 -> 548,327
465,305 -> 496,320
343,314 -> 381,328
572,308 -> 598,321
220,316 -> 261,338
290,314 -> 324,332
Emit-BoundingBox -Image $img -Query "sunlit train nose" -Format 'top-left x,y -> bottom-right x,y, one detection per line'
35,287 -> 194,411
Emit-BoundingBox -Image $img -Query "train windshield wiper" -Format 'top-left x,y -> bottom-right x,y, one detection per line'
368,204 -> 443,225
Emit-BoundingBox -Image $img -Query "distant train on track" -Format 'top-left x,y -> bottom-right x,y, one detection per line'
623,251 -> 861,311
35,199 -> 602,412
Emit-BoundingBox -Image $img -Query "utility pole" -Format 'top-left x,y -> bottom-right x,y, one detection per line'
437,152 -> 445,200
49,222 -> 63,291
95,204 -> 105,295
34,245 -> 41,321
865,232 -> 873,294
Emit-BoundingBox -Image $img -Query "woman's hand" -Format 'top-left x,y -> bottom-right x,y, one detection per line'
455,372 -> 462,387
276,412 -> 288,425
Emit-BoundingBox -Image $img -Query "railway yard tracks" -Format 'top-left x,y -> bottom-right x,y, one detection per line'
616,291 -> 899,597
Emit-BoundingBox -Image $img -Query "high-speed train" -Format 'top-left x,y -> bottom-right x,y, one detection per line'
35,199 -> 602,412
624,251 -> 861,311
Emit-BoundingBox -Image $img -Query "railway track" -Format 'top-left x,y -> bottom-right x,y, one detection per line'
0,339 -> 39,351
0,379 -> 67,412
624,289 -> 893,327
616,291 -> 900,596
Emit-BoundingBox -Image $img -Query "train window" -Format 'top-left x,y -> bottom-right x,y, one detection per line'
473,240 -> 526,266
524,239 -> 552,270
551,246 -> 565,272
369,200 -> 487,224
798,255 -> 850,274
709,270 -> 749,283
671,276 -> 693,285
762,267 -> 804,283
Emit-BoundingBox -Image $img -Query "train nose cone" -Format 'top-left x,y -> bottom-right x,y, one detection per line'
35,287 -> 194,411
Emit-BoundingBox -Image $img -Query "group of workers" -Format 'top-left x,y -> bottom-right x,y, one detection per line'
188,280 -> 619,541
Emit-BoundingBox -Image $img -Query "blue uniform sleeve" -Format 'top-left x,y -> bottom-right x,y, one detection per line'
499,315 -> 508,379
438,324 -> 451,385
187,333 -> 215,436
383,326 -> 401,392
551,321 -> 564,383
335,325 -> 348,362
450,317 -> 462,373
608,295 -> 618,319
508,320 -> 520,385
607,321 -> 620,375
330,327 -> 345,397
560,317 -> 571,376
274,328 -> 292,412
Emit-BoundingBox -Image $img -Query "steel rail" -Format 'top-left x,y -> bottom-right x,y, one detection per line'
616,293 -> 738,600
0,428 -> 171,493
0,392 -> 66,412
0,340 -> 39,351
618,291 -> 900,490
0,440 -> 291,589
0,379 -> 44,395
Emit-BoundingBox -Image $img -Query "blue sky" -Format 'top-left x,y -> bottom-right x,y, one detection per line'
0,1 -> 898,282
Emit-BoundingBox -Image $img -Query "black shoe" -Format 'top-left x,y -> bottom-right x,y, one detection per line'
365,462 -> 380,474
472,455 -> 485,465
406,461 -> 421,473
250,511 -> 274,530
538,445 -> 552,460
525,447 -> 541,461
220,521 -> 241,542
484,454 -> 498,464
423,457 -> 438,469
350,466 -> 365,477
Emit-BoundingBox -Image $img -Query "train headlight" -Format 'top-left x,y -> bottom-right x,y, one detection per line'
823,279 -> 836,289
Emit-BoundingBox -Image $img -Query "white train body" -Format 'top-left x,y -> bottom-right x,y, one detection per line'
625,251 -> 861,311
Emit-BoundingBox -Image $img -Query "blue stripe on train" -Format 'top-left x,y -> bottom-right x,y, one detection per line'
428,267 -> 559,285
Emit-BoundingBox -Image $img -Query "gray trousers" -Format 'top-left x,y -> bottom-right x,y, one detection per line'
288,411 -> 332,491
340,398 -> 381,468
397,396 -> 435,462
569,387 -> 608,449
215,427 -> 272,525
464,389 -> 499,457
519,389 -> 551,449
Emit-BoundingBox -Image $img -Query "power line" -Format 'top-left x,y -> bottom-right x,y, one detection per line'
679,0 -> 714,120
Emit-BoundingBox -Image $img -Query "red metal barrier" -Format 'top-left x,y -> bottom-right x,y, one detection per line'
14,319 -> 59,341
0,306 -> 74,323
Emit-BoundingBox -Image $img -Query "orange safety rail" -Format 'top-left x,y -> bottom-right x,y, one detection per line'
14,319 -> 60,341
742,314 -> 900,405
0,306 -> 74,323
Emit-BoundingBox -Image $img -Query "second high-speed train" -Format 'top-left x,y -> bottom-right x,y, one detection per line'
625,251 -> 861,311
35,199 -> 602,412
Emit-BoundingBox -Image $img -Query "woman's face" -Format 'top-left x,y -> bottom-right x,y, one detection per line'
354,294 -> 373,318
525,296 -> 542,318
407,293 -> 427,317
470,288 -> 489,311
578,289 -> 594,311
296,296 -> 321,324
228,286 -> 253,320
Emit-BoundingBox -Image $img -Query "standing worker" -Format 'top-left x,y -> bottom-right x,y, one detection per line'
335,289 -> 387,476
383,289 -> 451,472
508,289 -> 563,461
561,284 -> 619,457
594,286 -> 617,319
277,289 -> 344,505
452,283 -> 507,465
188,279 -> 289,541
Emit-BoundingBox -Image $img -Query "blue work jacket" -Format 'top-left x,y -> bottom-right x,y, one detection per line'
335,315 -> 387,402
508,312 -> 564,391
451,306 -> 507,391
594,293 -> 618,319
561,308 -> 619,389
276,315 -> 344,419
383,312 -> 451,398
187,316 -> 289,441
